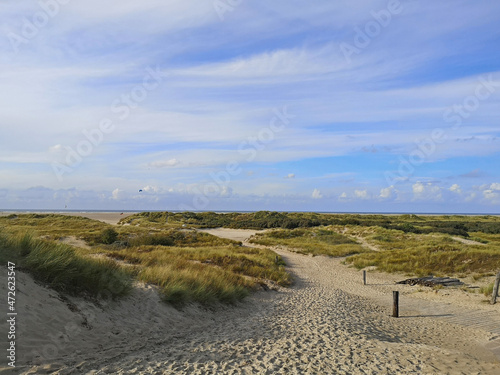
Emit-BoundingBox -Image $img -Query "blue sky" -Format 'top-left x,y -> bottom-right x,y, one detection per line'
1,0 -> 500,213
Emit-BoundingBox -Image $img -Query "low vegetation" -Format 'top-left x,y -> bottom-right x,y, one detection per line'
2,212 -> 499,303
345,245 -> 500,276
119,211 -> 500,236
1,214 -> 289,305
344,227 -> 500,277
106,245 -> 290,305
249,227 -> 367,257
0,228 -> 131,298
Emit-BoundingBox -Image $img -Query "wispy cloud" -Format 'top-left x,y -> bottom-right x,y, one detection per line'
1,1 -> 499,212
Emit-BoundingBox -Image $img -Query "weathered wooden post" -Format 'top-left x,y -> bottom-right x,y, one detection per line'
392,291 -> 399,317
491,272 -> 500,305
363,270 -> 367,285
275,255 -> 279,264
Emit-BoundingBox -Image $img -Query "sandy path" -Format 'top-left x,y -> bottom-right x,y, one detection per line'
351,235 -> 380,252
67,252 -> 498,374
451,236 -> 487,246
6,228 -> 500,374
198,228 -> 265,243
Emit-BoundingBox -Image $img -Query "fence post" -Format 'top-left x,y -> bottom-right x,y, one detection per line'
392,291 -> 399,317
491,272 -> 500,305
363,270 -> 367,285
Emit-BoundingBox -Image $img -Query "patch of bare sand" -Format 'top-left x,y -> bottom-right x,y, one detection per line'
198,228 -> 265,242
452,236 -> 487,246
2,228 -> 499,374
59,236 -> 91,249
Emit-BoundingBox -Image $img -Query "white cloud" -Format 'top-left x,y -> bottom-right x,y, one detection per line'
285,173 -> 295,179
141,185 -> 158,193
490,183 -> 500,191
174,45 -> 351,81
354,189 -> 369,200
379,186 -> 395,199
412,182 -> 425,195
482,190 -> 499,202
312,188 -> 323,199
412,182 -> 442,201
482,183 -> 500,204
111,188 -> 126,200
449,184 -> 462,194
49,144 -> 64,153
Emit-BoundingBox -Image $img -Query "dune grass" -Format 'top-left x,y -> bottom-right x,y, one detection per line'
4,213 -> 499,303
125,229 -> 239,248
345,246 -> 500,276
0,213 -> 112,240
344,228 -> 500,276
249,227 -> 368,257
105,245 -> 291,305
1,214 -> 291,305
0,228 -> 132,298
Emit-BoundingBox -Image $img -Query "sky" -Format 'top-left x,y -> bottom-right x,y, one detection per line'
0,0 -> 500,213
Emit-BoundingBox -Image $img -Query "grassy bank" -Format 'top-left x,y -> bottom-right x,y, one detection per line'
343,226 -> 500,277
0,228 -> 132,298
249,227 -> 367,257
106,245 -> 290,305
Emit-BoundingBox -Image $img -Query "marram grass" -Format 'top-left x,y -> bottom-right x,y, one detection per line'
249,227 -> 367,257
0,214 -> 292,305
0,229 -> 132,298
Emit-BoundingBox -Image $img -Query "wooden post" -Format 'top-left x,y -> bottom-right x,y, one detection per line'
392,291 -> 399,317
491,272 -> 500,305
363,270 -> 367,285
275,255 -> 279,264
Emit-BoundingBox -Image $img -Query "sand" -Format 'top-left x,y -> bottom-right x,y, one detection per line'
1,221 -> 500,374
198,228 -> 265,243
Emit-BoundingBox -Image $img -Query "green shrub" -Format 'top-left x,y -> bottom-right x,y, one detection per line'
100,228 -> 118,244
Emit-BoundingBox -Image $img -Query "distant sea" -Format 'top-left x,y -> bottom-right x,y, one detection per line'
0,209 -> 498,216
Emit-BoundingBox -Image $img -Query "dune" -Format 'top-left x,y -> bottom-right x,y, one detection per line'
1,224 -> 499,374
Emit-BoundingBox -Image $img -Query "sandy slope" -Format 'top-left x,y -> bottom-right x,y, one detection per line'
198,228 -> 265,242
1,227 -> 499,374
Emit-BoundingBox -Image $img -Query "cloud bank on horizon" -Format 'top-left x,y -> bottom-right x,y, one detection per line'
1,0 -> 499,213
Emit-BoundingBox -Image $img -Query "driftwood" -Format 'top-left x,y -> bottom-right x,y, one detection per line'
396,276 -> 464,287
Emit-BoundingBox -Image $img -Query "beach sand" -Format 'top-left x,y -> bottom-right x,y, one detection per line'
1,217 -> 499,374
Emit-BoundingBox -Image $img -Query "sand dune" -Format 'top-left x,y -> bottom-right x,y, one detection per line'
1,226 -> 499,374
0,212 -> 135,225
